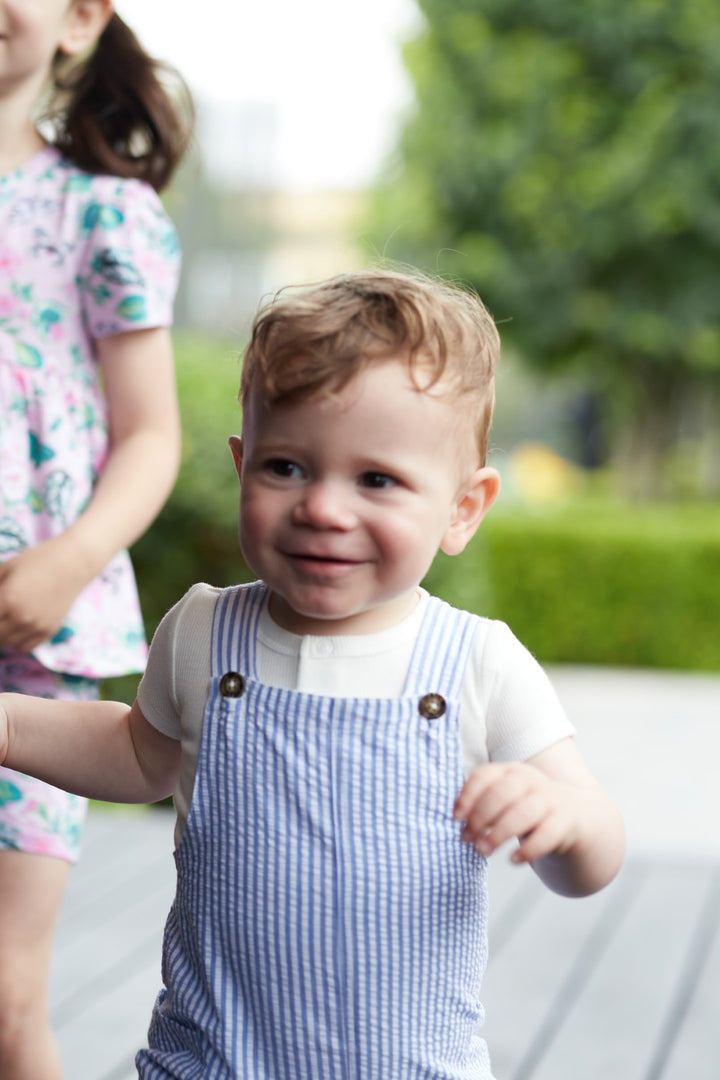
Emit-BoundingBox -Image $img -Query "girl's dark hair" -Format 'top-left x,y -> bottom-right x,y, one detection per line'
49,14 -> 193,192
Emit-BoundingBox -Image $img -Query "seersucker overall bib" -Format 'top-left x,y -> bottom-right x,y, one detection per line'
137,582 -> 493,1080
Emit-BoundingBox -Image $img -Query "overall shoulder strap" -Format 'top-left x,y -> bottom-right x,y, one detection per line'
403,595 -> 480,699
210,581 -> 268,679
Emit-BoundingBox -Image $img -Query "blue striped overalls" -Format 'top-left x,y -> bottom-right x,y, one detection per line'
137,582 -> 493,1079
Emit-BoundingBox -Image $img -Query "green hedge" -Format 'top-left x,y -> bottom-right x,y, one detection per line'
424,502 -> 720,671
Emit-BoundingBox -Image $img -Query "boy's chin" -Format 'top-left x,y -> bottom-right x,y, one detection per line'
268,588 -> 419,636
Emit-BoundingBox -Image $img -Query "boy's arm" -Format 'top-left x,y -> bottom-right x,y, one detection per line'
0,693 -> 180,805
453,737 -> 625,898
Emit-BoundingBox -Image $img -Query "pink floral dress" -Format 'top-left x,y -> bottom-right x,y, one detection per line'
0,145 -> 181,859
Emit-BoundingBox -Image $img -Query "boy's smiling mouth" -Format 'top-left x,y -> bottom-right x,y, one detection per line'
284,550 -> 366,574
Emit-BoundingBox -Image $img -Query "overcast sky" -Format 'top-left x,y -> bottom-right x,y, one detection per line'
115,0 -> 420,190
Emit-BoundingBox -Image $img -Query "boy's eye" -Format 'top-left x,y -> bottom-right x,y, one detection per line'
266,458 -> 303,479
360,471 -> 397,490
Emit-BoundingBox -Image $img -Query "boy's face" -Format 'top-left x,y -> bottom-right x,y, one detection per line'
231,358 -> 499,636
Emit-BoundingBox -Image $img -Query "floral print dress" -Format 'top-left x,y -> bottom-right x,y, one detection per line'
0,145 -> 181,858
0,144 -> 181,676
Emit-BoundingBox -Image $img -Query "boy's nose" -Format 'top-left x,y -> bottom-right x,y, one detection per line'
293,480 -> 355,529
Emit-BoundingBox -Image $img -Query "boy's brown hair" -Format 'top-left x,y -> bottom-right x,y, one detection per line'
241,268 -> 500,463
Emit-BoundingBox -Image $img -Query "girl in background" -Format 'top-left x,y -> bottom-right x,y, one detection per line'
0,2 -> 192,1076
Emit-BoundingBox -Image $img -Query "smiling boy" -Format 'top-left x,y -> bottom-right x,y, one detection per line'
0,269 -> 624,1079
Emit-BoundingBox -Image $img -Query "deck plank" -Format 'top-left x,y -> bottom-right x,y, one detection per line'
651,865 -> 720,1080
526,860 -> 717,1080
52,810 -> 174,1080
481,857 -> 626,1078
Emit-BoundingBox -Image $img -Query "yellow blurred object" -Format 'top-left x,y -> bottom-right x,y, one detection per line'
506,443 -> 581,505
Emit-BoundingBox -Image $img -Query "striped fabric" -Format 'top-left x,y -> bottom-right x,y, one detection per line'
138,582 -> 493,1079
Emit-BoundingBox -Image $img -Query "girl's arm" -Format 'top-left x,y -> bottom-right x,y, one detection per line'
454,737 -> 625,898
0,694 -> 180,805
70,326 -> 181,576
0,327 -> 180,652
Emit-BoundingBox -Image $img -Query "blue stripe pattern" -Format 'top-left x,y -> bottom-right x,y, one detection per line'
138,583 -> 493,1079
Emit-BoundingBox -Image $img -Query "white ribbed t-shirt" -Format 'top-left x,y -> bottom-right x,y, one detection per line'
138,583 -> 574,846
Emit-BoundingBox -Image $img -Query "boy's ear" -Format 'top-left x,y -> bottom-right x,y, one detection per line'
440,467 -> 500,557
228,435 -> 243,479
59,0 -> 114,58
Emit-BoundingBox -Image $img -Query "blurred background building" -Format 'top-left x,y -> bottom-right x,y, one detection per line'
171,99 -> 366,334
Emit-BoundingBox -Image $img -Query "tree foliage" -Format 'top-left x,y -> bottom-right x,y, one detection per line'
369,0 -> 720,493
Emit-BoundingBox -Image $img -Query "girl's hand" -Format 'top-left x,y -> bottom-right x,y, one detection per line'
0,537 -> 89,652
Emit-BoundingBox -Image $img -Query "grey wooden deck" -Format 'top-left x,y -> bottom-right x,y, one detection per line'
51,808 -> 175,1080
50,664 -> 720,1080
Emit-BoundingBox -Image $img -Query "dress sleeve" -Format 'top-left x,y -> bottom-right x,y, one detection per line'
78,177 -> 181,339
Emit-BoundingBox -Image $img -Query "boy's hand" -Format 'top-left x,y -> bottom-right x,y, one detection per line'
454,761 -> 576,865
453,739 -> 625,897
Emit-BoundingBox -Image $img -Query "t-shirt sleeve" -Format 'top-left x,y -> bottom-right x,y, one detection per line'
79,177 -> 181,339
463,619 -> 575,766
137,583 -> 216,740
137,594 -> 184,739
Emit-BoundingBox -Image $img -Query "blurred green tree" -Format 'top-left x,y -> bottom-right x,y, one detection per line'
369,0 -> 720,496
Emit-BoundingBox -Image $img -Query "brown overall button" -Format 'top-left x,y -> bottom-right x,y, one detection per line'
219,672 -> 245,698
418,692 -> 446,719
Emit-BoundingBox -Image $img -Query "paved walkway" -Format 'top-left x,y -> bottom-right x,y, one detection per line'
50,664 -> 720,1079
